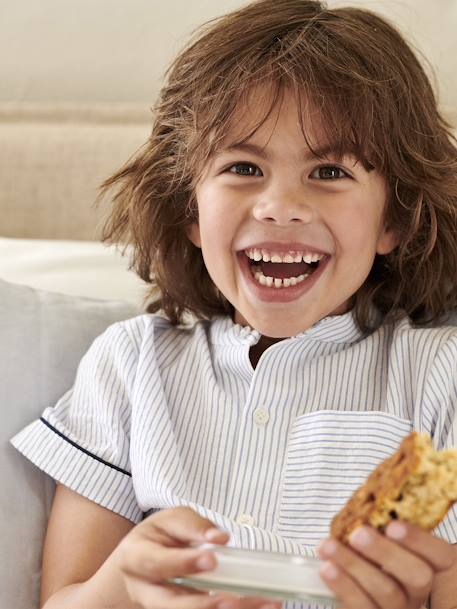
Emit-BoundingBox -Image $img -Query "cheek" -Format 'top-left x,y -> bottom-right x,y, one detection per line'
199,200 -> 242,253
331,210 -> 371,251
197,185 -> 234,230
335,198 -> 386,250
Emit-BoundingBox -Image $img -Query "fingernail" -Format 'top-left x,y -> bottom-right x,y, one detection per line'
218,602 -> 237,609
386,521 -> 407,540
196,552 -> 216,570
349,526 -> 372,548
205,527 -> 226,541
318,539 -> 337,558
320,560 -> 339,580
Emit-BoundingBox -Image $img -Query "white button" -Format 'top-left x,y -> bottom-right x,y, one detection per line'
253,408 -> 270,426
237,513 -> 255,526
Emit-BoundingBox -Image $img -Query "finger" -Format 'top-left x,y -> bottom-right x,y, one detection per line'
319,560 -> 378,609
238,597 -> 282,609
211,595 -> 282,609
167,583 -> 282,609
145,506 -> 230,545
348,526 -> 432,606
170,594 -> 226,609
319,538 -> 407,609
385,521 -> 456,571
121,539 -> 219,581
161,580 -> 211,596
170,590 -> 280,609
125,576 -> 222,609
182,587 -> 282,609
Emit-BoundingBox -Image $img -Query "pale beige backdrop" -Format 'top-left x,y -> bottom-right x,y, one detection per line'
1,0 -> 456,110
0,0 -> 456,240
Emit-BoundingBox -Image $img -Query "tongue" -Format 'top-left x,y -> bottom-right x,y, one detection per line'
259,261 -> 311,279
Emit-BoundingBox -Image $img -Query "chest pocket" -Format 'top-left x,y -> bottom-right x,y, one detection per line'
276,410 -> 412,548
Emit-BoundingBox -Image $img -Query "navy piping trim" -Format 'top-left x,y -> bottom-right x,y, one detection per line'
39,417 -> 131,477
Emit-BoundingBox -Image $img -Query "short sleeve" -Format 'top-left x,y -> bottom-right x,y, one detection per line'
11,321 -> 143,523
421,333 -> 457,543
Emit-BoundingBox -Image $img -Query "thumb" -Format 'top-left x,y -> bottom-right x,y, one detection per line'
146,506 -> 230,545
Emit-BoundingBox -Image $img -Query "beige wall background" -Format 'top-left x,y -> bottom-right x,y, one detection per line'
0,0 -> 245,104
0,0 -> 456,112
1,0 -> 456,240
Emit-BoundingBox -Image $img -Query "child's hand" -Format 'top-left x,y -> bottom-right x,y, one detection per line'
317,521 -> 456,609
113,506 -> 282,609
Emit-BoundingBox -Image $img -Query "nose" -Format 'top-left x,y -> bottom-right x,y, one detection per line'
252,180 -> 314,225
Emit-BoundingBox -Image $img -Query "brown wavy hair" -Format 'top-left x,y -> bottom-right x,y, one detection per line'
99,0 -> 457,332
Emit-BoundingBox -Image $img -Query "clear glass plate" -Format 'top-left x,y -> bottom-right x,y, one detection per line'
170,544 -> 336,605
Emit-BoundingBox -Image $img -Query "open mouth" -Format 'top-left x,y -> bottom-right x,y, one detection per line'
245,248 -> 326,289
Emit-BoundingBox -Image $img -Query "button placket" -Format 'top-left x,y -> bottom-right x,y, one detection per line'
236,513 -> 256,526
253,407 -> 270,426
225,351 -> 281,529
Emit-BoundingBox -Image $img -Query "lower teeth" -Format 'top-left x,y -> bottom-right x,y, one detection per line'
253,270 -> 310,288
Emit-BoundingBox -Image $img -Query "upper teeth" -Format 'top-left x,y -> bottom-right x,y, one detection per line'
245,249 -> 325,263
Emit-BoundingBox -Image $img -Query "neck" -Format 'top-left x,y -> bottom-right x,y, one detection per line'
249,334 -> 285,368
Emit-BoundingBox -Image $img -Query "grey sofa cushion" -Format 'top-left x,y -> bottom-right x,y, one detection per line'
1,279 -> 137,609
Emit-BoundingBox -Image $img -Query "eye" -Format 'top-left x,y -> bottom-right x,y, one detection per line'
310,165 -> 350,180
227,163 -> 263,177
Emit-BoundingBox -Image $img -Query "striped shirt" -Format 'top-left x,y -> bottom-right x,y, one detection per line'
11,310 -> 457,609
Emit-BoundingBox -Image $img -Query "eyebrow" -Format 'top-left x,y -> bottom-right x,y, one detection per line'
221,141 -> 352,162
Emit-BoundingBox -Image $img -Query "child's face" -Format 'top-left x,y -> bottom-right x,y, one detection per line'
188,88 -> 398,337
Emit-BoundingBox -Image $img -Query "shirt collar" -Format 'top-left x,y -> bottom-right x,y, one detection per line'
209,309 -> 367,348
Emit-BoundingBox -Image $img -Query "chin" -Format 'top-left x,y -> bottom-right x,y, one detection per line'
247,316 -> 315,339
243,302 -> 351,338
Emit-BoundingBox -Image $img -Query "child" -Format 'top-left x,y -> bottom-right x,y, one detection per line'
11,1 -> 457,608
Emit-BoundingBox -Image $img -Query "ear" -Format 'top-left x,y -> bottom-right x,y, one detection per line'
186,222 -> 202,248
376,225 -> 399,256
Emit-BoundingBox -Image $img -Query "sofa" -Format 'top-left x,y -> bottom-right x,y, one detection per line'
1,2 -> 456,609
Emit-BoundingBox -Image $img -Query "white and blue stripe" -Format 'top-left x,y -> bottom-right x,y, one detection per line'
11,310 -> 457,609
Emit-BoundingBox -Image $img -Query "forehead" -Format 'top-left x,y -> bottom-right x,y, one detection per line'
197,80 -> 379,178
219,85 -> 326,151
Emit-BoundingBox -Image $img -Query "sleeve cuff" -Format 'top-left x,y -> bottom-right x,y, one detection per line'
11,418 -> 143,524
